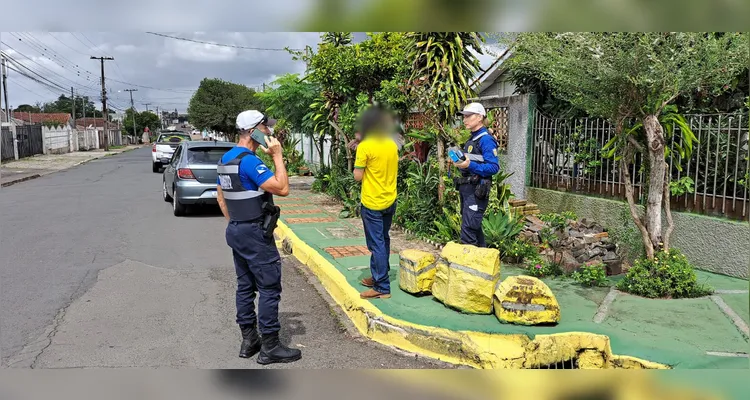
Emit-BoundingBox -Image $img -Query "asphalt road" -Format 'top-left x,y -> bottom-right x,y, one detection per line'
0,147 -> 441,368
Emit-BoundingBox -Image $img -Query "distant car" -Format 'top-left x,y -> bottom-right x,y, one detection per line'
152,132 -> 192,172
162,140 -> 236,216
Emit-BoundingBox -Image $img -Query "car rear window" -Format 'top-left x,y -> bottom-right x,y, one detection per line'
187,147 -> 233,164
158,134 -> 191,143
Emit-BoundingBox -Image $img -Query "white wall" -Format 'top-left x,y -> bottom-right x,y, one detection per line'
42,126 -> 73,154
77,129 -> 99,151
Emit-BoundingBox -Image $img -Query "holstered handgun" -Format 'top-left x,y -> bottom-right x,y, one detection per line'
261,202 -> 281,239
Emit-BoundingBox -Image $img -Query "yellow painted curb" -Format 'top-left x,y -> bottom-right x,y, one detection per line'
276,221 -> 669,369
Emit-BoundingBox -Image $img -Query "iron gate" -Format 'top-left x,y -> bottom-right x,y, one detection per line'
1,127 -> 14,161
15,124 -> 44,159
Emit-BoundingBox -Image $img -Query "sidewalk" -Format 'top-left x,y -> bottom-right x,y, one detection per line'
1,146 -> 142,187
274,190 -> 750,369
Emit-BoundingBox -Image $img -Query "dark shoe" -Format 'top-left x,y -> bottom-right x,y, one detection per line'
257,333 -> 302,365
238,324 -> 261,359
360,288 -> 391,299
360,277 -> 374,287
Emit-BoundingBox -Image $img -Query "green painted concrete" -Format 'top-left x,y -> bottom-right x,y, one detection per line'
283,191 -> 750,368
527,187 -> 749,279
720,294 -> 749,326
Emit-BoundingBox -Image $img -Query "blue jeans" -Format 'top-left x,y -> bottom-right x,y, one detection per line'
361,202 -> 396,294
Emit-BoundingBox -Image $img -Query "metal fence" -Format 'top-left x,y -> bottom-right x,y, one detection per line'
15,124 -> 44,159
1,127 -> 15,161
530,110 -> 750,221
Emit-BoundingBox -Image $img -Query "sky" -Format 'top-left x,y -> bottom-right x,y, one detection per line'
0,32 -> 500,116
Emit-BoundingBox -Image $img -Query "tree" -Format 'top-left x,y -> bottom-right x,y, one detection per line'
406,32 -> 485,202
256,73 -> 319,133
298,32 -> 411,170
121,108 -> 161,137
187,78 -> 263,142
322,32 -> 352,47
14,104 -> 40,113
507,32 -> 749,259
41,94 -> 102,118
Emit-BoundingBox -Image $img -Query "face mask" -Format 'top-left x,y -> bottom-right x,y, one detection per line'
267,126 -> 274,135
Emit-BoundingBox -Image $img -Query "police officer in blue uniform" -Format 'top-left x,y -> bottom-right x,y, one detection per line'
451,103 -> 500,247
216,110 -> 301,365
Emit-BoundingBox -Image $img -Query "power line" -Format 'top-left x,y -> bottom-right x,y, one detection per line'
146,32 -> 302,52
1,41 -> 98,94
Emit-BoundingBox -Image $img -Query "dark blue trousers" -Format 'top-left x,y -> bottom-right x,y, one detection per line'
226,221 -> 282,335
459,185 -> 488,247
361,202 -> 396,294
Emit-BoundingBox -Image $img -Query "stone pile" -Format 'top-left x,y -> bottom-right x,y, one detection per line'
520,216 -> 625,276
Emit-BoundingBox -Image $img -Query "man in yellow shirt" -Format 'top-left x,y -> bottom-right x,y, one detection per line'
353,107 -> 399,299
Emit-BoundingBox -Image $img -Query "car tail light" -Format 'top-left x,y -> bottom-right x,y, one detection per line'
177,168 -> 195,180
152,144 -> 156,152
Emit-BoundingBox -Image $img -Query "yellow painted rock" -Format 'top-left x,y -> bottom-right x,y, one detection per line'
398,249 -> 438,294
493,275 -> 560,325
432,242 -> 501,314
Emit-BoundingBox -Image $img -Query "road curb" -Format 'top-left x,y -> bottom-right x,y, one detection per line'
274,220 -> 669,369
1,173 -> 42,187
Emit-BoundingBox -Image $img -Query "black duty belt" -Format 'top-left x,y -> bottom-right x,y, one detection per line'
454,176 -> 480,186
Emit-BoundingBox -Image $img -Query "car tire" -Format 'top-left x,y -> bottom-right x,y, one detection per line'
152,162 -> 161,173
173,189 -> 187,216
163,180 -> 172,202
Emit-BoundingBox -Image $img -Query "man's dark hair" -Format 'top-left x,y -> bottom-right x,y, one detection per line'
358,106 -> 391,136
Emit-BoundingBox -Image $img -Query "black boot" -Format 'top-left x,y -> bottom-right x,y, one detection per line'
238,324 -> 261,358
257,332 -> 302,365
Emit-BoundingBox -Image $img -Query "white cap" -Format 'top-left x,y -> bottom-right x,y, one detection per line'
459,102 -> 486,117
236,110 -> 276,131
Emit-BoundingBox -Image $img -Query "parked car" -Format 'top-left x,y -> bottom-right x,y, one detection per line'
162,140 -> 236,216
152,132 -> 192,172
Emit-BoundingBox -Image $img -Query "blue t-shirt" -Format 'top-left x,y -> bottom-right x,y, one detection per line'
217,146 -> 274,190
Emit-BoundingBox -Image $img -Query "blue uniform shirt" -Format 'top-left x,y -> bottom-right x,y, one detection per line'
217,146 -> 274,190
467,127 -> 500,178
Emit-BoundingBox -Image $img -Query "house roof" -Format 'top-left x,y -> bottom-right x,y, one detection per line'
76,117 -> 107,128
471,48 -> 514,95
17,113 -> 71,125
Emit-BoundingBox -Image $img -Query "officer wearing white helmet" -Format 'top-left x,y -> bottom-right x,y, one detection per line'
216,110 -> 301,364
449,102 -> 500,247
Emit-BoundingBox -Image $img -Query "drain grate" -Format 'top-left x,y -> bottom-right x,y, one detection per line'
532,358 -> 579,369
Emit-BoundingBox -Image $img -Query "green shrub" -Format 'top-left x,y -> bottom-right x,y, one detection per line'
483,210 -> 524,249
539,211 -> 577,231
499,238 -> 539,263
616,249 -> 713,298
524,254 -> 563,278
571,263 -> 609,287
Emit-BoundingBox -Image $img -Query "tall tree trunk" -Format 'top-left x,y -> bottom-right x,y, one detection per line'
621,157 -> 654,259
437,137 -> 445,203
643,114 -> 667,255
318,134 -> 325,168
662,162 -> 675,251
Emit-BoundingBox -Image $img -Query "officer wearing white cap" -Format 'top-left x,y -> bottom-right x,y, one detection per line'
216,110 -> 301,364
450,102 -> 500,247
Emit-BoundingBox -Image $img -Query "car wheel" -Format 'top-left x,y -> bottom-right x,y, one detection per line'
152,162 -> 161,173
163,180 -> 172,202
173,188 -> 187,216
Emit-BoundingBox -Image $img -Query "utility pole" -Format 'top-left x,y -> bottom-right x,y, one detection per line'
91,56 -> 113,151
1,56 -> 9,122
71,87 -> 76,127
143,103 -> 151,113
124,88 -> 138,142
2,56 -> 18,160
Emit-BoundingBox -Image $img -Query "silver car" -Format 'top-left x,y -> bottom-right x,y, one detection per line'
162,141 -> 236,216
